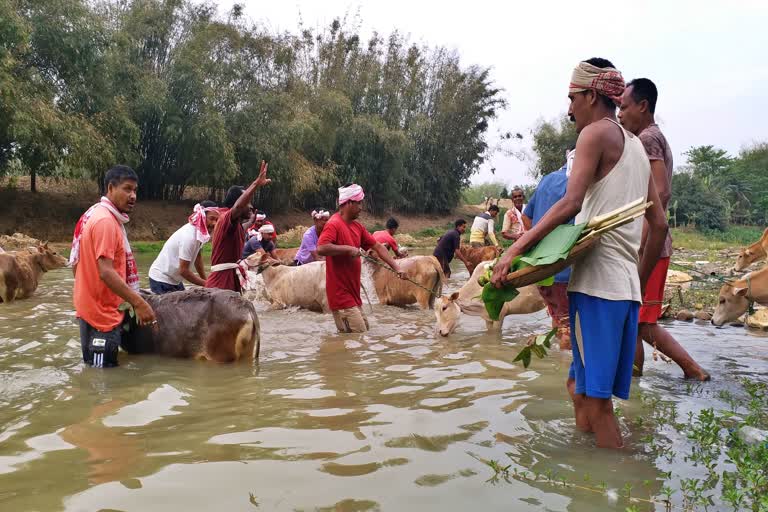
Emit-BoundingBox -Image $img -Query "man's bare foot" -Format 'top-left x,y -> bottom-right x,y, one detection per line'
684,368 -> 711,382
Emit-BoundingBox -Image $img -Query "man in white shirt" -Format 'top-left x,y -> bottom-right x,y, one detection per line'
149,201 -> 220,294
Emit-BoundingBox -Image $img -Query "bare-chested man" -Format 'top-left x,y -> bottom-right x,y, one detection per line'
491,58 -> 668,449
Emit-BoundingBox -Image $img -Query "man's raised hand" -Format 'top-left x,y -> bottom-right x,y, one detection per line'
253,160 -> 271,188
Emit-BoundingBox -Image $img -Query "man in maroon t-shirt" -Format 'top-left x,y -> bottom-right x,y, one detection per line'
317,184 -> 404,333
206,161 -> 270,292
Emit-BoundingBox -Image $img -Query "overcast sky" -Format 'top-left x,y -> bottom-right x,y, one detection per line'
221,0 -> 768,187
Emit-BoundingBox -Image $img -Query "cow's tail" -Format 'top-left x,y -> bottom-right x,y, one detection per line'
236,300 -> 261,362
426,256 -> 446,309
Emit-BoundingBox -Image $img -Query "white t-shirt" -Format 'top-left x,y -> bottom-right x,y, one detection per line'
148,223 -> 203,285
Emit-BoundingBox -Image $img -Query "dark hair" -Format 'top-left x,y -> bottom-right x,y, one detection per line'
455,219 -> 467,228
488,204 -> 500,212
386,217 -> 399,230
583,57 -> 618,109
201,200 -> 217,208
223,186 -> 244,209
104,165 -> 138,191
627,78 -> 658,114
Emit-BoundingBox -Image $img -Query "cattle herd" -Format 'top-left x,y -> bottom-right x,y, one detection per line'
0,227 -> 767,363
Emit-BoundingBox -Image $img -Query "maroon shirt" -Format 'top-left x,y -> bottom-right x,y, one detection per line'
317,213 -> 376,311
205,208 -> 245,292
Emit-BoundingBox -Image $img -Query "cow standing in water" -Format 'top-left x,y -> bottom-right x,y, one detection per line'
122,288 -> 261,362
366,255 -> 444,309
0,243 -> 68,302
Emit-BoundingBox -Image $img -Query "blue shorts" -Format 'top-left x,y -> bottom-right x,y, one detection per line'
567,292 -> 639,400
149,278 -> 184,295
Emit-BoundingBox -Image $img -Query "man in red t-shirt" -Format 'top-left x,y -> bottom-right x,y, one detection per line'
317,184 -> 404,333
372,217 -> 407,258
206,161 -> 271,292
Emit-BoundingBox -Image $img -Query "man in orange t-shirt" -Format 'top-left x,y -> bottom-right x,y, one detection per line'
372,217 -> 407,258
72,165 -> 156,368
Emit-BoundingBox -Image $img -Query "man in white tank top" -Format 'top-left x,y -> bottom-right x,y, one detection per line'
491,58 -> 668,449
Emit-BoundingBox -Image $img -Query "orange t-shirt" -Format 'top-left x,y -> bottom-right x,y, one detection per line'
73,206 -> 126,331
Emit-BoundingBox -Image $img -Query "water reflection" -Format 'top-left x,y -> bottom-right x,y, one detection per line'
0,253 -> 765,511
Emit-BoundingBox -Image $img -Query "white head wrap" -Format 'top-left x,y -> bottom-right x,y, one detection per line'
338,184 -> 365,205
312,209 -> 330,220
254,212 -> 267,221
258,224 -> 275,234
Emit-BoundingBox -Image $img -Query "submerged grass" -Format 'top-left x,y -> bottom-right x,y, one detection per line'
475,379 -> 768,512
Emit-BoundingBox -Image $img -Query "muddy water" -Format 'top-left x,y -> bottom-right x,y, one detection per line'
0,253 -> 766,511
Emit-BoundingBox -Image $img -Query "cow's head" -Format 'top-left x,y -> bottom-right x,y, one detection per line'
712,282 -> 750,326
37,242 -> 67,271
245,250 -> 280,274
435,292 -> 461,337
735,248 -> 757,271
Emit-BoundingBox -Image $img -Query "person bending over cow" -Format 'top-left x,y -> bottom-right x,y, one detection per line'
70,165 -> 156,368
373,218 -> 407,258
317,184 -> 405,333
148,201 -> 220,294
295,208 -> 330,265
206,161 -> 271,292
242,224 -> 277,260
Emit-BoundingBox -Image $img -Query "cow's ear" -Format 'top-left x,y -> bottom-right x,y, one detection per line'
37,244 -> 44,253
745,249 -> 752,256
733,287 -> 748,297
449,292 -> 460,301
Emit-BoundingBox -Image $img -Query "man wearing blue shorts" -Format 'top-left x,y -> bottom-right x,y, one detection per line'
492,58 -> 668,448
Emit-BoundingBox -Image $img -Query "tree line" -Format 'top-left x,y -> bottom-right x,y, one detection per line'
0,0 -> 504,214
526,115 -> 768,231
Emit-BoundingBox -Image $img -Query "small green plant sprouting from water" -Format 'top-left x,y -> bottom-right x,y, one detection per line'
472,379 -> 768,511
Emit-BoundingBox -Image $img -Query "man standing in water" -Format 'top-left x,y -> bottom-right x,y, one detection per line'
501,187 -> 527,240
618,78 -> 710,381
317,184 -> 404,333
433,219 -> 471,278
206,161 -> 270,292
295,209 -> 330,265
71,165 -> 156,368
491,58 -> 668,449
469,205 -> 500,248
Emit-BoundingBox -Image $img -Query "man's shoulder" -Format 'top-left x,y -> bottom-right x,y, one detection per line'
85,208 -> 119,234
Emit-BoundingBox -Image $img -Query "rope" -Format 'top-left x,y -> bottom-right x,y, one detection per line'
668,260 -> 733,285
360,252 -> 440,297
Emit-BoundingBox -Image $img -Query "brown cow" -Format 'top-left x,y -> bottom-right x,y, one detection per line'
367,255 -> 444,309
273,247 -> 299,264
712,265 -> 768,326
121,288 -> 261,361
0,243 -> 68,303
456,244 -> 502,275
734,227 -> 768,271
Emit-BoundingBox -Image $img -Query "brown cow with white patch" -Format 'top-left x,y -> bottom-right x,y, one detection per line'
0,243 -> 68,303
712,265 -> 768,326
122,288 -> 261,361
734,227 -> 768,271
367,255 -> 444,309
456,245 -> 501,275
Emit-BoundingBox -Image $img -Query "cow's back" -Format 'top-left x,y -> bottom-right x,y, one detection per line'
263,262 -> 327,312
124,288 -> 260,362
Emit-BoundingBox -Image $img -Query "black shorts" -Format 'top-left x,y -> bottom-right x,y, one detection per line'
79,319 -> 122,368
149,278 -> 184,294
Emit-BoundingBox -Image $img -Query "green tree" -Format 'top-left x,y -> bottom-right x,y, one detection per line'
530,114 -> 577,178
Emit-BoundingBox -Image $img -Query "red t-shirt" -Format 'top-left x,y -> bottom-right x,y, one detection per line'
317,213 -> 376,311
205,208 -> 245,292
372,230 -> 399,253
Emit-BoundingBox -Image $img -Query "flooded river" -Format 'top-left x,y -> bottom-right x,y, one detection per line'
1,253 -> 766,511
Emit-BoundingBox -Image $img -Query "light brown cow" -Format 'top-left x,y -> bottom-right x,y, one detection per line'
435,260 -> 545,336
274,247 -> 299,264
122,288 -> 261,361
456,245 -> 501,275
712,265 -> 768,326
734,228 -> 768,271
367,255 -> 444,309
0,243 -> 68,303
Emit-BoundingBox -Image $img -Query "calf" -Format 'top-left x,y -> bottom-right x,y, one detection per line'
122,288 -> 261,361
734,227 -> 768,271
712,265 -> 768,326
456,245 -> 501,275
246,252 -> 329,312
0,243 -> 68,303
435,260 -> 545,336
